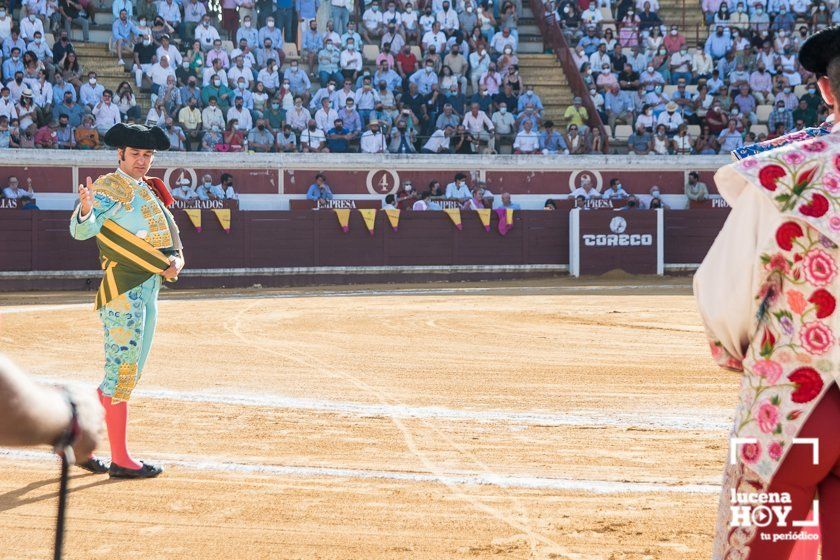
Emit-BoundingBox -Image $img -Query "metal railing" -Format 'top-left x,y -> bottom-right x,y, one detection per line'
529,0 -> 610,153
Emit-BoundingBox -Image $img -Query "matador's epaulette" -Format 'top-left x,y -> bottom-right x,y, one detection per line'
92,172 -> 135,210
731,120 -> 833,161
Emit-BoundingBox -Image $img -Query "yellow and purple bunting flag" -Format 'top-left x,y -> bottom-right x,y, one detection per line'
335,208 -> 351,232
444,208 -> 462,230
359,208 -> 376,235
476,208 -> 491,232
212,208 -> 231,233
184,208 -> 202,232
384,208 -> 400,231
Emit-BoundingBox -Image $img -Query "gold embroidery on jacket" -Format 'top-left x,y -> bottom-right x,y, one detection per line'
93,172 -> 135,210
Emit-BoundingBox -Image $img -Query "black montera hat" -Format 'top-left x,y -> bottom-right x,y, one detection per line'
799,26 -> 840,77
104,122 -> 170,150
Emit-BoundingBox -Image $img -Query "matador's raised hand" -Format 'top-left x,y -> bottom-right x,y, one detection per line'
78,176 -> 95,215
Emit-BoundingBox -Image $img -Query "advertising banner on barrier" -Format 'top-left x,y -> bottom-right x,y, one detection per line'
569,209 -> 664,276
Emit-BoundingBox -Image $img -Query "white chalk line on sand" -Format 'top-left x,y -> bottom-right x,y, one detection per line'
0,283 -> 690,314
0,448 -> 720,495
34,376 -> 731,432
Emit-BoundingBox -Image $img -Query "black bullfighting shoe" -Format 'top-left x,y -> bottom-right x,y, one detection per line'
76,456 -> 110,474
108,462 -> 164,479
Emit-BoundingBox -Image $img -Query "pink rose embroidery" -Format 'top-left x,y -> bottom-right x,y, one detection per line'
756,400 -> 780,433
752,359 -> 783,383
800,322 -> 834,355
803,140 -> 828,153
742,158 -> 759,169
784,151 -> 806,165
768,441 -> 783,461
824,173 -> 840,194
741,441 -> 762,464
831,215 -> 840,233
802,249 -> 838,286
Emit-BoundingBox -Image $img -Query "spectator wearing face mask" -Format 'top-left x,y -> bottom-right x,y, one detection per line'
602,178 -> 629,199
389,119 -> 416,153
284,61 -> 312,104
362,2 -> 384,42
79,71 -> 103,108
173,178 -> 199,201
340,40 -> 363,81
275,125 -> 297,152
768,99 -> 794,134
237,15 -> 259,49
317,40 -> 343,86
445,173 -> 472,201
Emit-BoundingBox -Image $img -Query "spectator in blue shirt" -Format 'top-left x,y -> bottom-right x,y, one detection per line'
2,47 -> 23,81
112,10 -> 139,65
306,174 -> 334,201
577,26 -> 601,57
704,26 -> 732,60
259,16 -> 285,48
301,19 -> 323,69
326,119 -> 351,152
539,121 -> 569,154
284,60 -> 312,102
236,15 -> 259,49
409,61 -> 439,95
495,192 -> 521,210
51,72 -> 76,105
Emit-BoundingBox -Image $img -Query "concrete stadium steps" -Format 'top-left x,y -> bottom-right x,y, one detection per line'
516,7 -> 544,54
517,53 -> 572,126
71,42 -> 153,113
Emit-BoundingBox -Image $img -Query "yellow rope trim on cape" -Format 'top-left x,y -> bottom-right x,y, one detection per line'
93,220 -> 171,310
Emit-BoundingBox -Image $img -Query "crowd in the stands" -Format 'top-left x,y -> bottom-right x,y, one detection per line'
551,0 -> 830,153
0,0 -> 606,154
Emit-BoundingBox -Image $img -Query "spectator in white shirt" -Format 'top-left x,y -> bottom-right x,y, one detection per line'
228,55 -> 254,88
157,0 -> 182,34
149,55 -> 176,94
92,89 -> 121,135
436,0 -> 459,31
202,58 -> 229,86
227,96 -> 252,131
79,72 -> 104,108
360,120 -> 387,152
490,27 -> 517,55
513,120 -> 541,154
0,87 -> 16,120
19,12 -> 43,41
173,179 -> 199,201
156,35 -> 183,67
361,2 -> 383,42
195,15 -> 221,51
656,101 -> 684,133
422,125 -> 454,153
201,96 -> 225,130
257,60 -> 281,91
314,97 -> 338,131
301,119 -> 328,152
569,176 -> 601,199
340,41 -> 363,81
422,21 -> 446,53
2,176 -> 34,199
462,102 -> 495,153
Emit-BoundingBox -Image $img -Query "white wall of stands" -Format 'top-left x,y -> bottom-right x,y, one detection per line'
2,149 -> 732,210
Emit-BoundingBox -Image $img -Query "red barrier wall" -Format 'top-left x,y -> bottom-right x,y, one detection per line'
1,208 -> 567,269
0,208 -> 729,289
